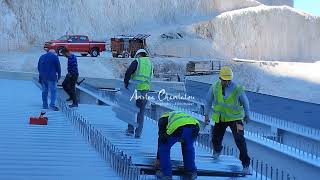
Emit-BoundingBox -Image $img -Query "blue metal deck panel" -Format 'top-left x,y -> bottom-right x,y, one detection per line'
75,104 -> 255,179
0,79 -> 119,180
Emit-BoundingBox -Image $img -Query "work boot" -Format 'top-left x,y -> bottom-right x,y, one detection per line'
125,129 -> 134,136
155,170 -> 172,180
50,105 -> 59,111
242,166 -> 251,174
183,171 -> 197,180
69,104 -> 78,108
212,150 -> 221,160
134,132 -> 141,139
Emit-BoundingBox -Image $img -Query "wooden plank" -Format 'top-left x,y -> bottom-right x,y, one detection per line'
135,165 -> 247,177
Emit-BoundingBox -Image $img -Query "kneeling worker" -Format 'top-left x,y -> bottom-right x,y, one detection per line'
155,111 -> 200,180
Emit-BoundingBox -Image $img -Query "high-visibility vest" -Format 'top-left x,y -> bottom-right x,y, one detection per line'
161,111 -> 200,135
211,81 -> 245,123
131,57 -> 152,91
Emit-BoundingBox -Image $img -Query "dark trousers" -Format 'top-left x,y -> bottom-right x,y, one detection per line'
212,120 -> 250,167
62,73 -> 78,105
127,90 -> 147,137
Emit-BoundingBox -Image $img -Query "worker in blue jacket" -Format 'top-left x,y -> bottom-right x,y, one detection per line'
37,49 -> 61,111
61,48 -> 79,108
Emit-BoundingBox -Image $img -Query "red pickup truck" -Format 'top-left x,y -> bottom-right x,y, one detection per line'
44,35 -> 106,57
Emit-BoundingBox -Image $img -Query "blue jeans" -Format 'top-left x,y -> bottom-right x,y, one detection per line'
159,127 -> 197,176
41,80 -> 57,108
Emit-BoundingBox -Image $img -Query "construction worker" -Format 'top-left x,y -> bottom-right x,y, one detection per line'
61,48 -> 79,108
124,49 -> 153,138
155,111 -> 200,180
37,49 -> 61,111
204,66 -> 251,174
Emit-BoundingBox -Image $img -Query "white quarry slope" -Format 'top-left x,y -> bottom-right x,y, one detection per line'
212,0 -> 261,13
191,5 -> 320,61
257,0 -> 293,6
0,0 -> 218,52
1,0 -> 295,57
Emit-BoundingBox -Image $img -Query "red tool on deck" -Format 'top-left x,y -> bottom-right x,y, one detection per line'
29,110 -> 48,125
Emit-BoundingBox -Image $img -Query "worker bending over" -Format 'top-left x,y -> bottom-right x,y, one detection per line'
155,111 -> 200,180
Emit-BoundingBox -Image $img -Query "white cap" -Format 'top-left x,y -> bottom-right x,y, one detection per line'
135,49 -> 148,57
48,49 -> 57,55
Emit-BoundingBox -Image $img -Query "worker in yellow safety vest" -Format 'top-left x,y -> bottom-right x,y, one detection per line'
154,111 -> 200,180
204,66 -> 251,174
124,49 -> 153,138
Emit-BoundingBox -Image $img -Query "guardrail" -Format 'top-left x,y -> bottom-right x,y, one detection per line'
251,112 -> 320,141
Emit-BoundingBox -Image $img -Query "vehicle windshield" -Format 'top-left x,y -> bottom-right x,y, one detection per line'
58,35 -> 68,40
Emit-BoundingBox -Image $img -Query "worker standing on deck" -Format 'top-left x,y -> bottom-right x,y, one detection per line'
38,49 -> 61,111
61,48 -> 79,108
155,111 -> 200,180
124,49 -> 153,138
204,66 -> 251,174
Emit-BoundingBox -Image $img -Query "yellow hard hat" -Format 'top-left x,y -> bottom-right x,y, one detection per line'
219,66 -> 233,80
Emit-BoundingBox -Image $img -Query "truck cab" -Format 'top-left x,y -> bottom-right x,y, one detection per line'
44,35 -> 106,57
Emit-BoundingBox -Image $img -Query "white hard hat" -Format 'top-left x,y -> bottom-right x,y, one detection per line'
135,49 -> 148,57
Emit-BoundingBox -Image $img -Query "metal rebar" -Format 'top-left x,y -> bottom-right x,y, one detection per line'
266,164 -> 268,180
260,161 -> 263,180
256,160 -> 259,178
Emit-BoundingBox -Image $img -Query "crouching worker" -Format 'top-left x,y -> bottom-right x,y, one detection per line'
155,111 -> 200,180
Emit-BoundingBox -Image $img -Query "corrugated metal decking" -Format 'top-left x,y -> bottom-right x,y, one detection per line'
0,79 -> 120,180
75,104 -> 255,179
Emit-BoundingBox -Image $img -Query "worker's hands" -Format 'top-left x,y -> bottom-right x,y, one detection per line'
204,115 -> 210,125
244,115 -> 250,124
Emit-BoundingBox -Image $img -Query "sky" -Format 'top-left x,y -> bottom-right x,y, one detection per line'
294,0 -> 320,16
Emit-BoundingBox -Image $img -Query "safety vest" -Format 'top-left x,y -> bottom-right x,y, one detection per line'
131,57 -> 152,91
211,81 -> 245,123
161,111 -> 200,135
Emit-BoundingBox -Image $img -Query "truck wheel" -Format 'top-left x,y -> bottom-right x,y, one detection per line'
81,53 -> 88,56
56,47 -> 65,56
112,53 -> 118,58
90,48 -> 99,57
123,52 -> 130,58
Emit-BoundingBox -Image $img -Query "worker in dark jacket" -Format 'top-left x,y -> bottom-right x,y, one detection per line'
124,49 -> 153,138
38,49 -> 61,111
155,111 -> 200,180
61,48 -> 79,108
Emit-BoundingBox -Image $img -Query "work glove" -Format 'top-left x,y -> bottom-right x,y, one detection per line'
244,115 -> 250,124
